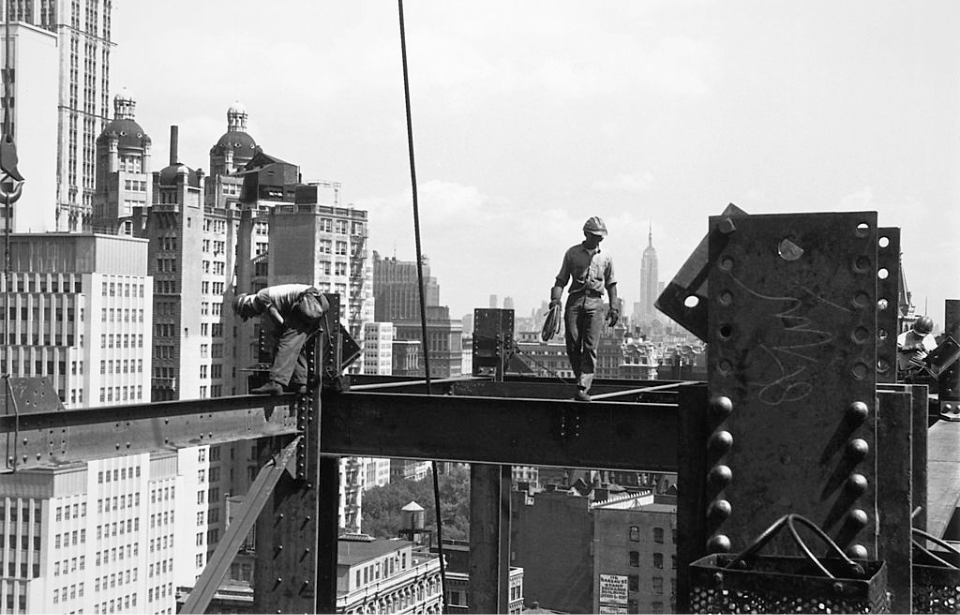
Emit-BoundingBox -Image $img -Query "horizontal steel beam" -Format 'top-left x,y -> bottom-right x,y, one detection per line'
319,391 -> 679,471
1,394 -> 300,472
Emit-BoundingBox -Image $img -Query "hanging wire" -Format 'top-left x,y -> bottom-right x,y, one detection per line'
397,1 -> 448,610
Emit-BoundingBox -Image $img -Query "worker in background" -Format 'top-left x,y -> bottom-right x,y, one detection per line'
233,284 -> 329,395
897,315 -> 937,379
550,216 -> 619,401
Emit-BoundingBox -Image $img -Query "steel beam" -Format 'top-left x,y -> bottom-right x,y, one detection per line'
320,391 -> 679,471
0,388 -> 299,472
469,464 -> 512,614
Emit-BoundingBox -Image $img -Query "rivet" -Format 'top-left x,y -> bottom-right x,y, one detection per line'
845,439 -> 869,460
844,474 -> 868,496
847,509 -> 868,528
276,577 -> 283,583
832,582 -> 845,595
847,401 -> 869,422
847,544 -> 868,559
707,499 -> 732,522
707,534 -> 731,553
707,465 -> 733,488
710,396 -> 734,418
708,431 -> 734,455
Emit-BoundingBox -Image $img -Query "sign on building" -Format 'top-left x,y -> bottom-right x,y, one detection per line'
598,573 -> 628,612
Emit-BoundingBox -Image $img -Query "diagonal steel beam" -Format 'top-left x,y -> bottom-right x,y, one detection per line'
180,436 -> 301,614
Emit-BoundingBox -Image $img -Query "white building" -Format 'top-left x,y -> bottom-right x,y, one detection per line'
0,19 -> 58,234
363,322 -> 394,376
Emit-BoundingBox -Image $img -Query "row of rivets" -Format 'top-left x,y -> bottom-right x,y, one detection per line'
706,395 -> 734,553
840,401 -> 870,557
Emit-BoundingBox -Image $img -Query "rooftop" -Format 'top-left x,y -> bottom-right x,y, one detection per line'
338,537 -> 412,567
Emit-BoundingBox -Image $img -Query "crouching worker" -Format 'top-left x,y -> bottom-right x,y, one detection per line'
233,284 -> 329,395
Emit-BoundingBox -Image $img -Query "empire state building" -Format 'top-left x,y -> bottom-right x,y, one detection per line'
638,224 -> 660,324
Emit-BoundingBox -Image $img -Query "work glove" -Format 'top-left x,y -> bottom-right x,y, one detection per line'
606,309 -> 620,327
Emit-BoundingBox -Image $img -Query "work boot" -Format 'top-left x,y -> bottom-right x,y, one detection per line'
288,382 -> 308,395
251,380 -> 284,395
574,389 -> 592,402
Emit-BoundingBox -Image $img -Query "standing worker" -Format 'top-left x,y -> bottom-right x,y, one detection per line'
550,216 -> 619,401
897,315 -> 937,379
233,284 -> 329,394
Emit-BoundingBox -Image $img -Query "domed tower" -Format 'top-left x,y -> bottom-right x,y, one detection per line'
209,102 -> 258,177
92,89 -> 153,233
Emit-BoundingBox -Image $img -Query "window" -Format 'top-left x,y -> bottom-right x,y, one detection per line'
653,553 -> 664,569
653,576 -> 664,594
629,525 -> 640,542
628,574 -> 639,592
654,527 -> 664,543
629,551 -> 639,567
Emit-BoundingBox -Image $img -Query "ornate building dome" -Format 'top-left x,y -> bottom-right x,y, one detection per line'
97,89 -> 151,150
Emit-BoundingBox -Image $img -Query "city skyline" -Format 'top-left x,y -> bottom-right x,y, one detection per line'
108,1 -> 960,325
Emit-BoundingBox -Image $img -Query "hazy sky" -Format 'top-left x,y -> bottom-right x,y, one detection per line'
112,1 -> 959,325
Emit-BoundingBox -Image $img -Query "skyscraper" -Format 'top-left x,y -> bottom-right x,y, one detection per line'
4,0 -> 117,232
637,224 -> 659,325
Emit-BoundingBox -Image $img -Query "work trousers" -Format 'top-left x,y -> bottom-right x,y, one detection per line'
564,294 -> 604,392
263,314 -> 320,386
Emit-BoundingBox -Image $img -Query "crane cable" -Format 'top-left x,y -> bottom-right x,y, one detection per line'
397,2 -> 449,611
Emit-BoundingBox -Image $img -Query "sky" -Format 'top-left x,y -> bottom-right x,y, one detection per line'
111,0 -> 960,325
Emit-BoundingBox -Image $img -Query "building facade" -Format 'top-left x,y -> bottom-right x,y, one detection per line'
0,17 -> 58,234
4,0 -> 117,232
593,494 -> 678,614
336,535 -> 443,614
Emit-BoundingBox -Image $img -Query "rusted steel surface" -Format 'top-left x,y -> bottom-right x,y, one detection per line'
704,212 -> 880,555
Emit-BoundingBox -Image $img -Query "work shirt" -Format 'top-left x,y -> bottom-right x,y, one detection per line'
555,243 -> 616,298
256,284 -> 313,317
896,329 -> 937,371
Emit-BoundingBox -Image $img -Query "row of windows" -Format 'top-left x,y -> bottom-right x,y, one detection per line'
53,530 -> 86,549
100,359 -> 143,374
102,281 -> 145,298
95,519 -> 139,540
628,525 -> 676,544
0,505 -> 42,523
51,582 -> 84,605
98,493 -> 140,513
95,543 -> 139,566
100,333 -> 144,348
627,551 -> 674,569
2,276 -> 82,294
53,556 -> 85,576
92,593 -> 140,614
101,307 -> 144,322
149,558 -> 174,578
97,467 -> 142,484
0,535 -> 40,550
94,568 -> 137,592
98,386 -> 144,403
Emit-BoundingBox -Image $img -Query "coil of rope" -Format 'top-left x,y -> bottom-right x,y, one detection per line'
541,303 -> 562,342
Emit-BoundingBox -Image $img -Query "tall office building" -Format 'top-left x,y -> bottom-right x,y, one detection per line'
0,15 -> 58,233
0,233 -> 153,407
373,252 -> 439,322
3,0 -> 117,232
637,224 -> 660,325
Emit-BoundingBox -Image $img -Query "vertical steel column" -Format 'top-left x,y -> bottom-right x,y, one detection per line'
876,388 -> 914,613
675,383 -> 709,614
469,463 -> 511,613
253,299 -> 340,613
702,212 -> 880,556
876,227 -> 901,383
